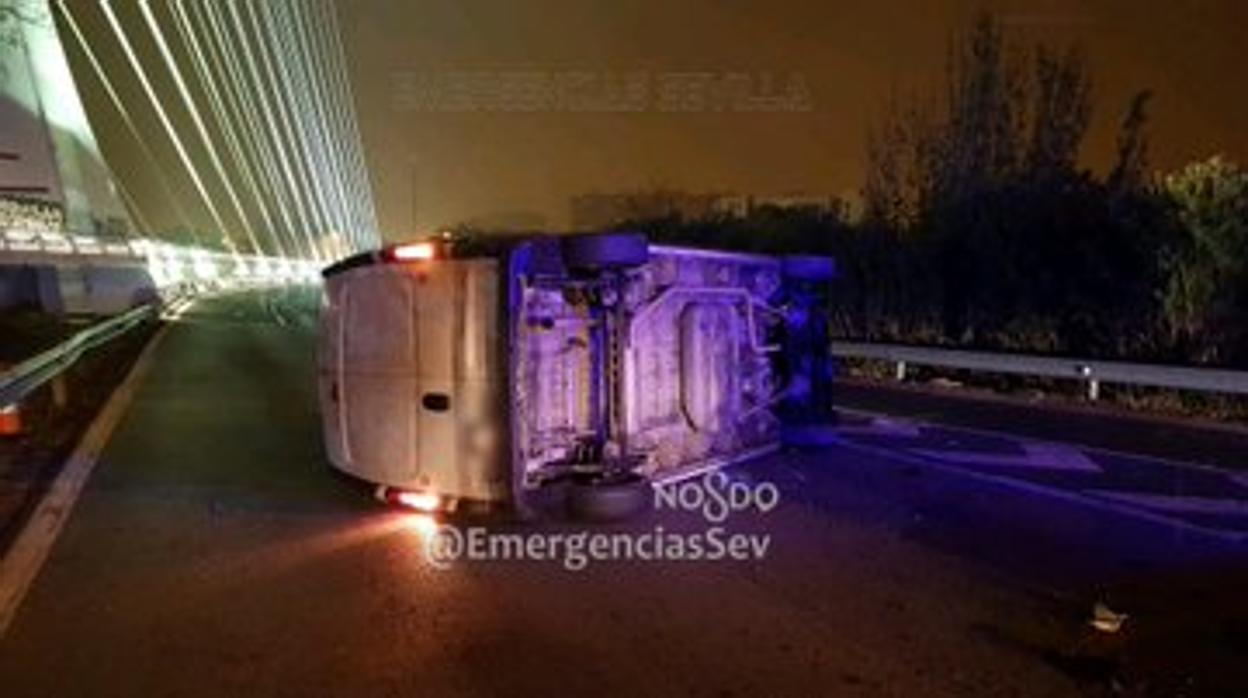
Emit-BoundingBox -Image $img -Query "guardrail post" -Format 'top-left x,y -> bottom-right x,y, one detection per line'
1076,365 -> 1100,401
895,360 -> 907,382
51,375 -> 69,410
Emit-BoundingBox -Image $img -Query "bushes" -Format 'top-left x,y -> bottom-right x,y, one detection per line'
1160,157 -> 1248,364
614,161 -> 1243,368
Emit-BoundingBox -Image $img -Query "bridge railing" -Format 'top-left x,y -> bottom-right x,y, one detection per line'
0,302 -> 157,409
831,341 -> 1248,400
1,229 -> 323,287
0,229 -> 138,257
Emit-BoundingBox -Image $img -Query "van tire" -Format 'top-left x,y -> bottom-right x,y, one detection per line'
781,255 -> 835,282
562,233 -> 649,271
566,471 -> 653,522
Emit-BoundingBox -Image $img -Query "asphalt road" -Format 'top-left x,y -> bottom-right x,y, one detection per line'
834,380 -> 1248,473
1,290 -> 1245,696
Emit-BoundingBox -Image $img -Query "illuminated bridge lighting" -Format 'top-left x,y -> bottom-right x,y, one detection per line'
49,0 -> 381,264
137,0 -> 263,255
97,0 -> 235,249
165,0 -> 285,256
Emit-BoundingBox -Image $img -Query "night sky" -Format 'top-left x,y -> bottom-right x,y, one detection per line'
341,0 -> 1248,235
61,0 -> 1248,241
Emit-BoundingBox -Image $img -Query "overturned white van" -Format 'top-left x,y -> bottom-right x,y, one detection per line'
317,233 -> 834,519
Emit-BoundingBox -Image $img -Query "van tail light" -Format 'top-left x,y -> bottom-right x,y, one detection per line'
395,491 -> 441,512
387,242 -> 436,262
375,485 -> 442,512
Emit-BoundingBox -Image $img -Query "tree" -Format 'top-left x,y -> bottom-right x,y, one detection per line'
936,13 -> 1028,202
863,14 -> 1093,226
1161,156 -> 1248,363
1025,45 -> 1092,178
1108,90 -> 1153,194
853,13 -> 1198,357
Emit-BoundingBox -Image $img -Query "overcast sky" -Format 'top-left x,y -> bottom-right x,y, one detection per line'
338,0 -> 1248,235
63,0 -> 1248,242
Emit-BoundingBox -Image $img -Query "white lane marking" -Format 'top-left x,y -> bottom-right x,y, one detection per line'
262,292 -> 290,327
0,324 -> 170,638
908,442 -> 1102,472
837,417 -> 924,438
836,405 -> 1244,479
161,296 -> 196,322
269,300 -> 288,327
1089,491 -> 1248,517
832,437 -> 1248,542
1231,472 -> 1248,492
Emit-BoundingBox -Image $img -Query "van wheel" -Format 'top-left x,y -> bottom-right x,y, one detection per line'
781,255 -> 835,282
566,471 -> 653,522
562,233 -> 649,271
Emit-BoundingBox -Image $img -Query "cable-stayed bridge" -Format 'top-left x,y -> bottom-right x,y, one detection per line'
1,0 -> 378,312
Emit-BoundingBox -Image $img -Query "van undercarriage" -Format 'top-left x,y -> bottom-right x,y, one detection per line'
515,245 -> 790,489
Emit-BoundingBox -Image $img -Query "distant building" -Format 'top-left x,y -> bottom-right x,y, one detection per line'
570,190 -> 843,229
711,193 -> 843,217
570,189 -> 723,230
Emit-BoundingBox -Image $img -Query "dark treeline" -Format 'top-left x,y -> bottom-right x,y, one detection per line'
611,15 -> 1248,368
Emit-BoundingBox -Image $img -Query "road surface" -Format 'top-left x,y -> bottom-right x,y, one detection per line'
1,290 -> 1245,696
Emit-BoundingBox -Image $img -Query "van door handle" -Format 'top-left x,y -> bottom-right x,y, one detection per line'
421,393 -> 451,412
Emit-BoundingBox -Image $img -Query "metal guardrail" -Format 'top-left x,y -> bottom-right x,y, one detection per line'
0,303 -> 158,408
832,341 -> 1248,400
